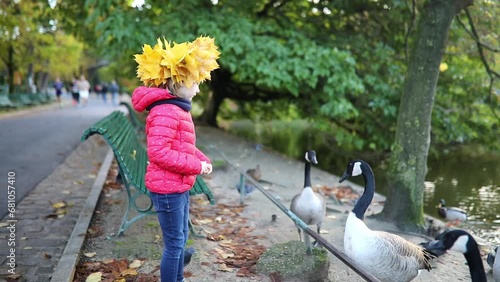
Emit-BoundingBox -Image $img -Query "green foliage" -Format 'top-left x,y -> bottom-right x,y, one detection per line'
78,0 -> 498,152
40,32 -> 84,80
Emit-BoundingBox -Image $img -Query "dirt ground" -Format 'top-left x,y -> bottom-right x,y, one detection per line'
77,126 -> 497,282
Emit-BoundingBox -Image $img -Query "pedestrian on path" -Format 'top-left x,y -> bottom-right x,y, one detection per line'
70,77 -> 80,106
54,77 -> 64,107
108,79 -> 119,106
76,74 -> 90,106
131,36 -> 220,282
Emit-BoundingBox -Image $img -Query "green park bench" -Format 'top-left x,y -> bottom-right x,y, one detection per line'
81,110 -> 215,236
0,92 -> 16,108
119,101 -> 145,133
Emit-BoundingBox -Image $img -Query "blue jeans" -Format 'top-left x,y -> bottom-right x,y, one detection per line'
150,191 -> 190,282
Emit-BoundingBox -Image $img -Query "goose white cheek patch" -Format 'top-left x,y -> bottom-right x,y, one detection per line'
450,235 -> 469,254
352,162 -> 362,176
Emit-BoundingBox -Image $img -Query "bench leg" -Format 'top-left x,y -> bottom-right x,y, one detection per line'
188,219 -> 205,238
117,203 -> 156,236
117,186 -> 155,236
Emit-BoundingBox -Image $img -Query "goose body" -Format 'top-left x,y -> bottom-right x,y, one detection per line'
290,150 -> 326,254
340,160 -> 434,282
437,199 -> 467,226
424,229 -> 487,282
487,246 -> 500,282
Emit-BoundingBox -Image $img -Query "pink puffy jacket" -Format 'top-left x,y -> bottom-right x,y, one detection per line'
131,86 -> 210,194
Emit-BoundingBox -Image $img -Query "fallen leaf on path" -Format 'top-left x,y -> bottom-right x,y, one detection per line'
128,259 -> 142,269
5,273 -> 22,280
73,180 -> 85,185
83,252 -> 96,258
85,272 -> 102,282
218,263 -> 233,272
121,268 -> 138,276
52,202 -> 67,209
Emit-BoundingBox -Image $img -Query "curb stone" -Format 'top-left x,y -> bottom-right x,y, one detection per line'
50,149 -> 114,282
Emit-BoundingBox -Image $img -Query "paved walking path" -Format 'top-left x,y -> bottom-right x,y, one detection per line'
0,134 -> 110,282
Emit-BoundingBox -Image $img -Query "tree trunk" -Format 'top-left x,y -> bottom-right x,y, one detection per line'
199,90 -> 224,126
380,0 -> 473,231
198,69 -> 232,127
7,44 -> 15,95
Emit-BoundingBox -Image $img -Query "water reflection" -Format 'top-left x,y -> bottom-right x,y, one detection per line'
227,120 -> 500,246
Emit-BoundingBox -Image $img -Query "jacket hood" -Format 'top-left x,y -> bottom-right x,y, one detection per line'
131,86 -> 176,112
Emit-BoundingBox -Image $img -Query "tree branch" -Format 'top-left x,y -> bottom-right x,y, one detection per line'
455,13 -> 500,53
456,8 -> 499,120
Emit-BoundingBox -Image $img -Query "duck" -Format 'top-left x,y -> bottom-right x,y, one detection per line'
339,159 -> 435,282
423,229 -> 487,282
487,246 -> 499,282
246,165 -> 262,182
290,150 -> 326,255
437,199 -> 467,227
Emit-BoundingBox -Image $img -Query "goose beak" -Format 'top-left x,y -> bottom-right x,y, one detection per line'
421,239 -> 447,257
339,173 -> 350,183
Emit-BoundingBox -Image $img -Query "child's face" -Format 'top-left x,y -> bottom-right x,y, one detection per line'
177,83 -> 200,101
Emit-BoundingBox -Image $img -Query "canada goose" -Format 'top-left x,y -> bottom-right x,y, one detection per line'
437,199 -> 467,227
487,246 -> 499,282
246,165 -> 261,181
339,159 -> 435,281
424,229 -> 487,282
290,150 -> 326,255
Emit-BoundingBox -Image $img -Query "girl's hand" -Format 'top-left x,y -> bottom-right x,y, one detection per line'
200,161 -> 212,174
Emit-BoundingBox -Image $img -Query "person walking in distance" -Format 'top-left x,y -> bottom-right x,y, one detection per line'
108,79 -> 119,106
131,36 -> 220,282
53,77 -> 64,107
76,74 -> 90,106
70,77 -> 80,106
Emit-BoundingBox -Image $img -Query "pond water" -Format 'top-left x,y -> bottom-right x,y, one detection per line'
227,120 -> 500,246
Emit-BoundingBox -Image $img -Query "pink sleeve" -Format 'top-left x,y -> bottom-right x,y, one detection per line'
195,148 -> 211,163
147,114 -> 202,175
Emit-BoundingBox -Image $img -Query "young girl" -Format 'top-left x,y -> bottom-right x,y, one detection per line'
131,36 -> 220,282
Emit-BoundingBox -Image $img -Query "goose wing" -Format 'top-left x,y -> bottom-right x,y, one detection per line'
374,231 -> 435,271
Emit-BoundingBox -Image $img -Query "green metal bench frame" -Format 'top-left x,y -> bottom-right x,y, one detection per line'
119,102 -> 145,133
81,110 -> 215,236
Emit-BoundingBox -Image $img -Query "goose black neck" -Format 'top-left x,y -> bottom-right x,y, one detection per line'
352,162 -> 375,220
464,242 -> 487,282
304,161 -> 311,188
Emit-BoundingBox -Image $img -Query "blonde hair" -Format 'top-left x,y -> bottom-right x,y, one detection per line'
167,79 -> 181,96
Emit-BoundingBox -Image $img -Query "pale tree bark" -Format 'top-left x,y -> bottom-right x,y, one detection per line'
380,0 -> 474,231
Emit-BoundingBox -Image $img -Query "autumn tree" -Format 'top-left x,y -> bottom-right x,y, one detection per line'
0,1 -> 84,93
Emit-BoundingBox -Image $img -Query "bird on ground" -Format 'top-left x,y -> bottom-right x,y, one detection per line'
437,199 -> 467,227
487,246 -> 499,282
290,150 -> 326,255
184,247 -> 196,266
339,159 -> 435,282
246,165 -> 262,182
423,229 -> 487,282
235,182 -> 256,196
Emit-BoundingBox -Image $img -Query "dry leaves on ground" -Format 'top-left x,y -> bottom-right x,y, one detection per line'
74,258 -> 157,282
190,201 -> 267,278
